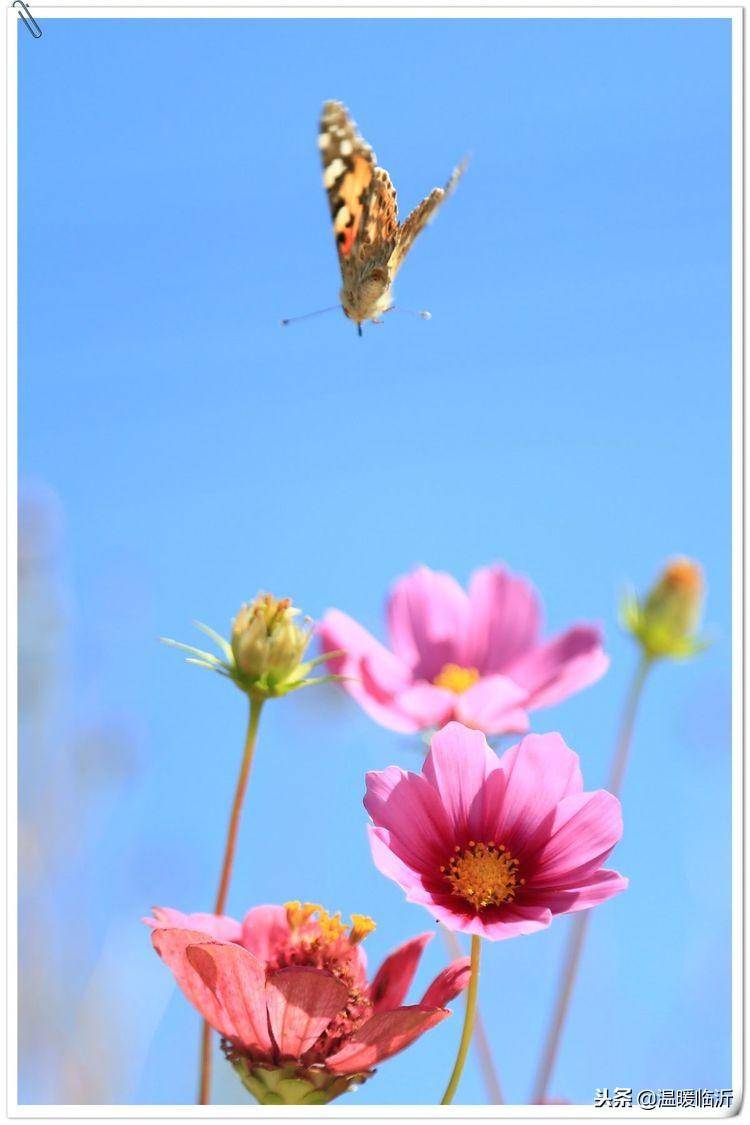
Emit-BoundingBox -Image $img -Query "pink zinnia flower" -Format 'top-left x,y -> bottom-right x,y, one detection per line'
365,721 -> 627,940
320,563 -> 609,736
147,901 -> 470,1104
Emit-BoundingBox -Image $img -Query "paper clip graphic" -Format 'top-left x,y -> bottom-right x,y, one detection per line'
13,0 -> 42,38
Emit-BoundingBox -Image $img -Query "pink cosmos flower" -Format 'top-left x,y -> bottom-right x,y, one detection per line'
365,721 -> 627,940
319,564 -> 609,736
147,901 -> 470,1104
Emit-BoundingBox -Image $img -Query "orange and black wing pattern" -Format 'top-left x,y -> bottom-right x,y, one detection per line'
319,101 -> 398,271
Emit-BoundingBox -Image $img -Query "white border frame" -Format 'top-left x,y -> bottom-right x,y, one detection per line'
3,5 -> 742,1119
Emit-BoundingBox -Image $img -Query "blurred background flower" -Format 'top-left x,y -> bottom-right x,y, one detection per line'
321,563 -> 608,735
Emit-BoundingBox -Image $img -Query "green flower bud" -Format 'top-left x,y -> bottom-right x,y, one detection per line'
621,557 -> 708,660
231,594 -> 311,688
161,592 -> 346,700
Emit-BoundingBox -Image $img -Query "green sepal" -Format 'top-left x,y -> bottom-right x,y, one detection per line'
229,1057 -> 372,1105
285,672 -> 352,692
162,623 -> 350,700
193,620 -> 234,661
619,587 -> 710,662
185,658 -> 232,675
159,637 -> 224,665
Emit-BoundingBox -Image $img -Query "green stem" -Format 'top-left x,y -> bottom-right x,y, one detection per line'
441,934 -> 481,1105
531,653 -> 653,1105
440,928 -> 503,1103
198,696 -> 264,1105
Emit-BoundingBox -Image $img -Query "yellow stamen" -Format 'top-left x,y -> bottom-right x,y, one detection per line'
284,901 -> 322,931
317,909 -> 347,942
433,663 -> 480,694
349,914 -> 376,944
284,901 -> 376,948
443,842 -> 523,909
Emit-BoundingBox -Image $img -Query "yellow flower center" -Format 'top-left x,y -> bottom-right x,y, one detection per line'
441,842 -> 524,910
275,903 -> 375,1059
433,663 -> 480,694
283,901 -> 376,945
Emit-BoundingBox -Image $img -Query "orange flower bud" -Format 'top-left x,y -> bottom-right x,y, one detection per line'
621,557 -> 708,660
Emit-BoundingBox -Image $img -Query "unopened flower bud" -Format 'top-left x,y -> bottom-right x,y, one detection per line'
231,594 -> 310,687
621,557 -> 708,660
162,591 -> 345,700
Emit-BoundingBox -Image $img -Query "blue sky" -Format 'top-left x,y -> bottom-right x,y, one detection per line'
19,16 -> 731,1106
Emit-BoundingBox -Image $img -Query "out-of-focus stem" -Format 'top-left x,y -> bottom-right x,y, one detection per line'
441,935 -> 481,1104
531,654 -> 653,1104
441,928 -> 503,1103
198,697 -> 264,1105
606,655 -> 653,797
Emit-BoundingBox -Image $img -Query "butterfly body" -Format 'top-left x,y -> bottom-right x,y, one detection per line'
341,270 -> 393,326
319,100 -> 465,333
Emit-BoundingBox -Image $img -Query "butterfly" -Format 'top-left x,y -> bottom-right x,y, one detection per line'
318,100 -> 466,335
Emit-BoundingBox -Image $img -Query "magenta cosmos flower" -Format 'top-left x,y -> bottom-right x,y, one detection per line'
320,563 -> 608,736
147,901 -> 470,1104
365,722 -> 627,939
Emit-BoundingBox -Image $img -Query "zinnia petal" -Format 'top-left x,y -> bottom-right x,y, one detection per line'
464,565 -> 542,671
241,904 -> 290,961
185,940 -> 273,1055
152,929 -> 271,1055
420,957 -> 472,1009
386,566 -> 469,680
152,929 -> 232,1039
144,907 -> 242,944
325,1007 -> 448,1073
265,966 -> 348,1060
369,933 -> 433,1012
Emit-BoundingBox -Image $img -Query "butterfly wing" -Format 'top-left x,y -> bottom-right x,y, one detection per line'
388,157 -> 467,278
319,102 -> 398,289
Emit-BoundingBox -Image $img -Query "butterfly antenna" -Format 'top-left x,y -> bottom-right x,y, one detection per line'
388,307 -> 432,321
280,306 -> 340,327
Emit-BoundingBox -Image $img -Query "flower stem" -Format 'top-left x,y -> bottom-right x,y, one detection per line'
441,929 -> 503,1103
198,696 -> 264,1105
531,653 -> 653,1105
441,934 -> 482,1104
606,654 -> 653,798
